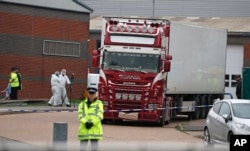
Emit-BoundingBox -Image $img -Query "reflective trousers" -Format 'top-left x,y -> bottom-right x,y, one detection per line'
80,140 -> 98,151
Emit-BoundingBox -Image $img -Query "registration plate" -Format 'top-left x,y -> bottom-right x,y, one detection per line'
118,112 -> 138,120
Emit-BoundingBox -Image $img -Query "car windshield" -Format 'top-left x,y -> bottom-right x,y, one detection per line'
232,103 -> 250,119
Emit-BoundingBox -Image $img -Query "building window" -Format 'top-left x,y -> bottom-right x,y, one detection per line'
43,40 -> 80,57
225,81 -> 229,87
225,74 -> 229,80
231,81 -> 237,87
231,74 -> 240,87
225,74 -> 230,87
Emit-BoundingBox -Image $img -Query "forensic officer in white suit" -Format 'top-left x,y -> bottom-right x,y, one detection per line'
48,71 -> 61,106
59,69 -> 71,107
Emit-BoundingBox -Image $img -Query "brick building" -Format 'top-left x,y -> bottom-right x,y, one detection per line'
0,0 -> 97,100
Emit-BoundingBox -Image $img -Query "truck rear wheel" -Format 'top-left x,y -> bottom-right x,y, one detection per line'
200,95 -> 207,119
192,95 -> 201,120
207,95 -> 214,115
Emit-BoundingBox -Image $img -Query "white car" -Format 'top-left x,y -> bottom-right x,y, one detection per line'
203,99 -> 250,146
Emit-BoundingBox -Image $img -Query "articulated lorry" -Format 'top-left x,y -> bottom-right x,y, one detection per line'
91,16 -> 227,126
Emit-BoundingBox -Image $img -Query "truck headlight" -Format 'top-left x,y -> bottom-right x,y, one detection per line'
122,93 -> 128,100
115,93 -> 121,99
135,94 -> 141,101
129,94 -> 135,100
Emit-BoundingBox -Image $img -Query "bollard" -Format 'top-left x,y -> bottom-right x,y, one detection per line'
53,122 -> 68,151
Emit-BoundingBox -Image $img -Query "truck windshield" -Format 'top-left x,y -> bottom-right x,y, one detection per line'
102,51 -> 160,73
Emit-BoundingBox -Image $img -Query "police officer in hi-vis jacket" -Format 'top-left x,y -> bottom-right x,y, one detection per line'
78,87 -> 103,151
9,66 -> 21,100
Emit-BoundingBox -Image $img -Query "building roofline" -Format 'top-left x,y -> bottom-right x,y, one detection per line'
73,0 -> 93,13
0,0 -> 93,13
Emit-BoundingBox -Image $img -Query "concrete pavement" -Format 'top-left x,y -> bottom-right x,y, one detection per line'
0,104 -> 206,151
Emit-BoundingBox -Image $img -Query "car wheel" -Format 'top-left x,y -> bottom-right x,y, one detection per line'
204,128 -> 214,147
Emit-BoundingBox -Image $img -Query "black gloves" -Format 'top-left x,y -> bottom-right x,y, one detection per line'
85,121 -> 93,129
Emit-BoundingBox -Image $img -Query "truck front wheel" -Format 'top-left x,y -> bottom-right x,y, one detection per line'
160,100 -> 167,127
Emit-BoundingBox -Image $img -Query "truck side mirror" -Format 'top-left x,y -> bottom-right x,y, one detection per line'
164,54 -> 172,72
166,54 -> 172,60
92,50 -> 99,67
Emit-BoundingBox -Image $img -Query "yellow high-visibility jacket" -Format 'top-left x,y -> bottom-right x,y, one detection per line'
78,98 -> 104,140
9,72 -> 19,87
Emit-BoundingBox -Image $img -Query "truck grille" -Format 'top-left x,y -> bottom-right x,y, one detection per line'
113,88 -> 145,110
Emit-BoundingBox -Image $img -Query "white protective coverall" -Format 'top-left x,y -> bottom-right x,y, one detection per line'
59,69 -> 71,106
48,71 -> 61,106
1,83 -> 11,100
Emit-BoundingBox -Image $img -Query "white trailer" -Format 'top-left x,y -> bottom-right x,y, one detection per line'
83,72 -> 99,99
166,22 -> 227,120
87,73 -> 99,90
